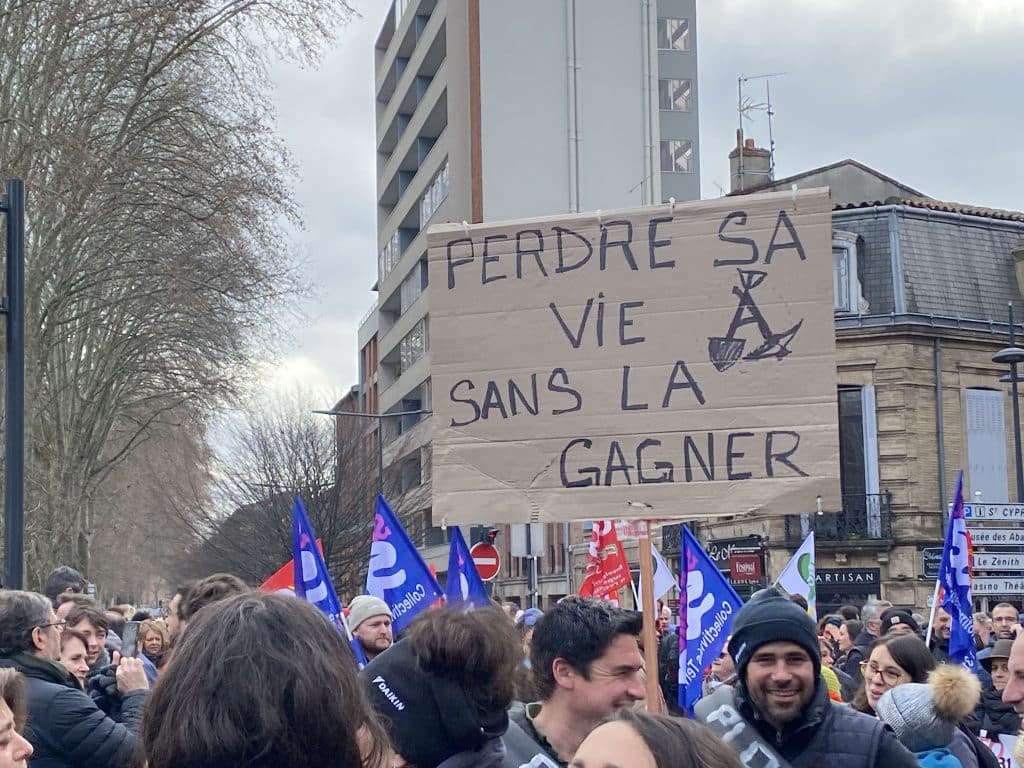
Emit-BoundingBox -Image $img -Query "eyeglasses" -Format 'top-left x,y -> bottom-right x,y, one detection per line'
859,660 -> 903,686
37,620 -> 66,633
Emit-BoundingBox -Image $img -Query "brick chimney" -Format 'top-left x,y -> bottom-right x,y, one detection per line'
729,130 -> 772,194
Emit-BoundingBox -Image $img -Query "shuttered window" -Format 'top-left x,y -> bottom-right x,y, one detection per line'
966,388 -> 1009,503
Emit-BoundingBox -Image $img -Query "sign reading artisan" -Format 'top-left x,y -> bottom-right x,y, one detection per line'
427,190 -> 841,523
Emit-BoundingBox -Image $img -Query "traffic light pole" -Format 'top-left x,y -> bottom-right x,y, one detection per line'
1,179 -> 26,589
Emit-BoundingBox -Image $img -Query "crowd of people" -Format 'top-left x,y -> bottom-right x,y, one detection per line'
0,567 -> 1023,768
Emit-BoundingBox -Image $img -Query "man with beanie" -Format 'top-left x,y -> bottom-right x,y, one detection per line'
696,588 -> 917,768
348,595 -> 394,662
880,608 -> 921,638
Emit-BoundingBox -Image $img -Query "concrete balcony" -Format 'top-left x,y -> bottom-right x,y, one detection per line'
380,351 -> 431,412
382,412 -> 433,468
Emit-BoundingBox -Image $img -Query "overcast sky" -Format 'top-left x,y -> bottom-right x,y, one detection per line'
264,0 -> 1024,401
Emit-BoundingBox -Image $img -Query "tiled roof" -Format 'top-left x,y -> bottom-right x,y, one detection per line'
836,203 -> 1024,321
735,158 -> 927,198
835,197 -> 1024,223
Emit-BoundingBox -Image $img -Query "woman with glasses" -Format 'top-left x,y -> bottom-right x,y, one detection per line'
856,634 -> 997,768
852,634 -> 935,715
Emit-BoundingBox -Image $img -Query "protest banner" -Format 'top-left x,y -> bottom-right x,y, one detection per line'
427,189 -> 840,523
979,734 -> 1019,768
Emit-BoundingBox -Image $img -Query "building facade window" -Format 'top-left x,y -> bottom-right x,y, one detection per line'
657,18 -> 690,51
379,230 -> 401,282
838,386 -> 881,535
395,0 -> 411,25
832,231 -> 866,314
658,79 -> 692,112
399,264 -> 424,314
399,317 -> 428,372
419,159 -> 449,228
966,387 -> 1009,503
660,140 -> 693,173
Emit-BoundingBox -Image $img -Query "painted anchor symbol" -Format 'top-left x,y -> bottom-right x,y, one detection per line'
708,268 -> 803,372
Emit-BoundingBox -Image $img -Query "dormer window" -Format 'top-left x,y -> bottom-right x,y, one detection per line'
833,230 -> 867,314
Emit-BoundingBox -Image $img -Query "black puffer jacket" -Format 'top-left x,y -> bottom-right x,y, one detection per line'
0,652 -> 146,768
969,687 -> 1021,740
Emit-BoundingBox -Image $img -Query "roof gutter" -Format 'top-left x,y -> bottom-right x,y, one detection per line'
835,312 -> 1022,338
832,204 -> 1024,233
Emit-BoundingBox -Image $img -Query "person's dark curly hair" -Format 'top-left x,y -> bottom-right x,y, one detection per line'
530,597 -> 643,700
404,605 -> 521,710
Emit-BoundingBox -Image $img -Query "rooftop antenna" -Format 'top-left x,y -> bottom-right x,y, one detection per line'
737,72 -> 785,191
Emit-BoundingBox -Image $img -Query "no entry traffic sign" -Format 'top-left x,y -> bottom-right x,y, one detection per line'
470,542 -> 501,581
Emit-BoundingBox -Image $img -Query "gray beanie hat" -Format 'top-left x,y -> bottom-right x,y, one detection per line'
348,595 -> 392,631
874,665 -> 980,754
874,683 -> 952,753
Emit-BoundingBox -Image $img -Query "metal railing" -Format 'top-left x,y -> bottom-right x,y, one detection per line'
785,491 -> 894,544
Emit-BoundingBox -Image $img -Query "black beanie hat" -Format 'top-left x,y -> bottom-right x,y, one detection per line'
728,588 -> 821,682
360,639 -> 509,767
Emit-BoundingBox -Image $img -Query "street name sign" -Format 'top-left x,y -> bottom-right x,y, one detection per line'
964,504 -> 1024,522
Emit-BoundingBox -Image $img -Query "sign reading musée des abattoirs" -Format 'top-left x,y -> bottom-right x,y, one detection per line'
427,190 -> 840,524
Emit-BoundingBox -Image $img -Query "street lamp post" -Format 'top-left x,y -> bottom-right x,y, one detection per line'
1,179 -> 25,589
993,302 -> 1024,503
313,408 -> 432,496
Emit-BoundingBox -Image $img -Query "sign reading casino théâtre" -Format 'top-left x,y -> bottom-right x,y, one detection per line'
426,189 -> 840,524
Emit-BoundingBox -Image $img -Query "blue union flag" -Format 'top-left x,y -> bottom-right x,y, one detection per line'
678,525 -> 744,713
938,472 -> 976,671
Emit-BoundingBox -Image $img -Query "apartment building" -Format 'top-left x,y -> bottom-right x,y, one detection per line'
360,0 -> 701,602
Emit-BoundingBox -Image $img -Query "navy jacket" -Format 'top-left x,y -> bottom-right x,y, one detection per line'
0,653 -> 146,768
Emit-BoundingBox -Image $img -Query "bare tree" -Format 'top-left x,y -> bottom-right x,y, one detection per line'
0,0 -> 354,585
171,387 -> 435,600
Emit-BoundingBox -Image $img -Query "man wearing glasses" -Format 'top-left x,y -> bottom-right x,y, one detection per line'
0,590 -> 148,767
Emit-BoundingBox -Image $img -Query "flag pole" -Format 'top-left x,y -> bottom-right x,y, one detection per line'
637,519 -> 665,714
924,578 -> 941,646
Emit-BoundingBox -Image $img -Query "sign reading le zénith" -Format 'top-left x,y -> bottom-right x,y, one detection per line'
427,190 -> 841,524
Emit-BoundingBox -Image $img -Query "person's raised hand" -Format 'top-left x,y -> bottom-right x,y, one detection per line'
115,656 -> 149,693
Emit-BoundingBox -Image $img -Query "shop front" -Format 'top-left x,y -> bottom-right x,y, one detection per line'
816,567 -> 882,614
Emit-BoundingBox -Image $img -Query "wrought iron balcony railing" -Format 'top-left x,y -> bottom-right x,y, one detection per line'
784,492 -> 893,544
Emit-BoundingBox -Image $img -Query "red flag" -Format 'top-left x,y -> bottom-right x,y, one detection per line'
578,521 -> 632,600
259,539 -> 323,592
428,564 -> 445,607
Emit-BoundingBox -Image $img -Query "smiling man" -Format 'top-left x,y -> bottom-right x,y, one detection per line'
503,597 -> 645,767
697,589 -> 916,768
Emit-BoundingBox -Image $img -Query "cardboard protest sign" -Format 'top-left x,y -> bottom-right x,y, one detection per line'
979,734 -> 1019,768
427,189 -> 840,523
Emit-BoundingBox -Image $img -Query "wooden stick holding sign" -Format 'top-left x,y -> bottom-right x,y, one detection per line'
626,509 -> 666,715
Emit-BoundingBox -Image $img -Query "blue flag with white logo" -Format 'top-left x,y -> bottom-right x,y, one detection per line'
291,496 -> 367,666
366,494 -> 443,633
445,527 -> 491,609
678,525 -> 744,714
938,472 -> 976,671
